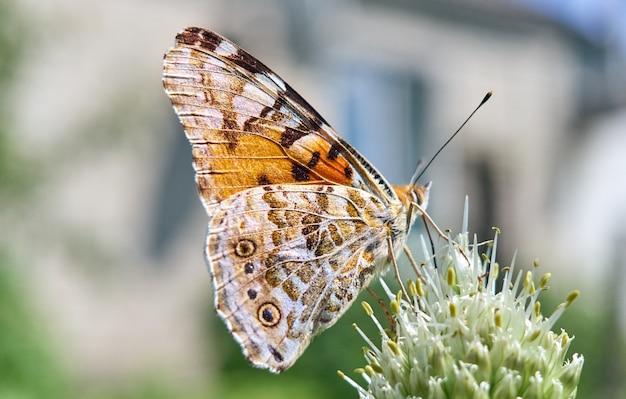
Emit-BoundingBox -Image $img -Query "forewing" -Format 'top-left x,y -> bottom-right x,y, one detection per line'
207,185 -> 393,372
163,27 -> 364,215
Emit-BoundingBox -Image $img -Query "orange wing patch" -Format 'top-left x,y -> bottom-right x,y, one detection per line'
164,31 -> 356,213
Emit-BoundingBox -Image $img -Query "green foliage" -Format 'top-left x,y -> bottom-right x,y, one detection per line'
0,1 -> 27,95
0,2 -> 35,201
0,253 -> 67,398
553,290 -> 622,399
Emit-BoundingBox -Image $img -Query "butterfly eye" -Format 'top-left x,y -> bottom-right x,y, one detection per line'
410,189 -> 421,205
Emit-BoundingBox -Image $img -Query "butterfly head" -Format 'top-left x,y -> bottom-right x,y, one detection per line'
393,181 -> 432,227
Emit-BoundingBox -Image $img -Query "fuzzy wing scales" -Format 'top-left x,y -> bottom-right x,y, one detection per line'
163,27 -> 363,215
207,184 -> 396,372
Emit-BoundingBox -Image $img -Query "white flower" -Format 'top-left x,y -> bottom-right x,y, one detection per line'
340,202 -> 584,399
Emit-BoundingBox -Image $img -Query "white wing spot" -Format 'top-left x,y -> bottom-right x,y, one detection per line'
242,82 -> 275,106
215,40 -> 238,56
321,123 -> 333,133
233,94 -> 266,126
255,73 -> 283,95
268,72 -> 286,91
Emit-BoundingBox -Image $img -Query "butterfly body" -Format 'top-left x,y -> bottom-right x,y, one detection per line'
163,27 -> 429,372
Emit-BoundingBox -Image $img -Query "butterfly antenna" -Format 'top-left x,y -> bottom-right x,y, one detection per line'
414,91 -> 492,183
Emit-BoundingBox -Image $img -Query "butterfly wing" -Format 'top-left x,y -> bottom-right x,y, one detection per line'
208,184 -> 401,372
162,27 -> 419,373
163,27 -> 395,215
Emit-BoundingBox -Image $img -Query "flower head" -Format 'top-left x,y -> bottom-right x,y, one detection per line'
340,204 -> 583,399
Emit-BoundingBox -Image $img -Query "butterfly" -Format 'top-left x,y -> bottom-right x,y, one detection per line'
163,27 -> 430,373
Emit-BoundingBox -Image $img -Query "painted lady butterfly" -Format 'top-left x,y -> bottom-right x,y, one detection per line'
163,27 -> 430,373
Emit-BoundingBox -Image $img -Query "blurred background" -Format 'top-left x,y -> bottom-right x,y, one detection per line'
1,0 -> 625,397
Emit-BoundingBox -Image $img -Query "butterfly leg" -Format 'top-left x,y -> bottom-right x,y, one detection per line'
411,202 -> 471,266
366,286 -> 396,334
386,235 -> 417,312
403,243 -> 426,284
